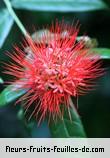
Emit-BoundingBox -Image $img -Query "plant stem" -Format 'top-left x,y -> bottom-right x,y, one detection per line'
3,0 -> 28,37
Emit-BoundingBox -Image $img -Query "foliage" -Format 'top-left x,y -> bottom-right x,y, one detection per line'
0,0 -> 110,138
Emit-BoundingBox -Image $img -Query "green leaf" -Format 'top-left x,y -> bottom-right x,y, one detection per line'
11,0 -> 107,12
92,48 -> 110,59
103,0 -> 110,8
0,77 -> 4,84
0,85 -> 26,107
0,8 -> 13,48
49,102 -> 86,137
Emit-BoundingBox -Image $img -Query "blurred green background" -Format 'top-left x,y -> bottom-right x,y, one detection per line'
0,0 -> 110,137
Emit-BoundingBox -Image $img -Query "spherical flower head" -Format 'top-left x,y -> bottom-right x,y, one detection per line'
4,21 -> 103,123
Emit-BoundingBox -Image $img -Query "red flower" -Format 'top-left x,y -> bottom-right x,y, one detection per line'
4,21 -> 103,123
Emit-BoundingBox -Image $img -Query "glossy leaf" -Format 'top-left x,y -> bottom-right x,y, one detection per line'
49,102 -> 86,137
93,48 -> 110,59
0,85 -> 26,107
11,0 -> 107,12
0,8 -> 13,48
